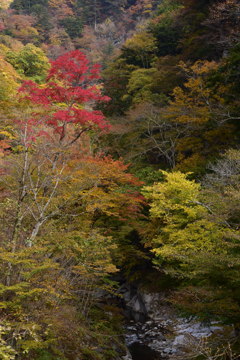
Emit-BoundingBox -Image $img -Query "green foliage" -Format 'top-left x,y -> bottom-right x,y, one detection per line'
75,0 -> 127,25
127,67 -> 159,103
11,0 -> 49,13
10,0 -> 51,36
213,44 -> 240,111
134,166 -> 165,185
0,324 -> 16,360
60,16 -> 83,38
150,0 -> 183,56
102,58 -> 136,115
122,31 -> 157,68
35,350 -> 55,360
6,44 -> 49,81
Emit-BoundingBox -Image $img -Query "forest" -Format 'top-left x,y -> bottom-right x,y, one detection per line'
0,0 -> 239,359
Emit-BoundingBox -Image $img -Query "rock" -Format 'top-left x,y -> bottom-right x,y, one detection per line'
122,350 -> 133,360
173,335 -> 186,346
121,283 -> 234,359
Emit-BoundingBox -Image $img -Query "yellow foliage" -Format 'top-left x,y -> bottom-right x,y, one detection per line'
125,31 -> 157,54
143,171 -> 202,219
165,60 -> 224,125
0,324 -> 16,360
0,56 -> 20,101
0,0 -> 12,9
143,171 -> 225,264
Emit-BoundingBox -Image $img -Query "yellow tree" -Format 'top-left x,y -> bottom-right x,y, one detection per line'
143,171 -> 224,265
0,55 -> 19,102
162,61 -> 237,172
143,169 -> 240,326
122,31 -> 157,68
0,0 -> 12,9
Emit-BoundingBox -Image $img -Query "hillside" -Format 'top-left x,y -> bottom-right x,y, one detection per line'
0,1 -> 240,359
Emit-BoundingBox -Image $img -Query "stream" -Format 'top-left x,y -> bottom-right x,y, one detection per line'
120,283 -> 170,360
118,282 -> 230,360
124,318 -> 169,360
128,343 -> 162,360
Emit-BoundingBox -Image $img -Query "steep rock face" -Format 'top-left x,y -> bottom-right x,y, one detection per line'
120,284 -> 232,359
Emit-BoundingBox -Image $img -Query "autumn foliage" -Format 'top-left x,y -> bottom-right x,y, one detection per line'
19,50 -> 110,144
0,48 -> 145,359
1,0 -> 240,358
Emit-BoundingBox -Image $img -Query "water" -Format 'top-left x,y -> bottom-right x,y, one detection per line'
128,342 -> 163,360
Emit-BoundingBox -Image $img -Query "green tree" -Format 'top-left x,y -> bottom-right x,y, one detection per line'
122,31 -> 157,68
150,0 -> 183,57
6,44 -> 50,81
10,0 -> 49,13
102,58 -> 136,115
127,67 -> 158,103
60,16 -> 83,38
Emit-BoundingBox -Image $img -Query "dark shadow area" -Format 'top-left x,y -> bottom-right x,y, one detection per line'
128,342 -> 163,360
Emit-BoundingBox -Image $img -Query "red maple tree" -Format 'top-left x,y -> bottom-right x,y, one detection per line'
19,50 -> 110,145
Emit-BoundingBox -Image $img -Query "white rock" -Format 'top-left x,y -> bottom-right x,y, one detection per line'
122,350 -> 133,360
173,335 -> 187,346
